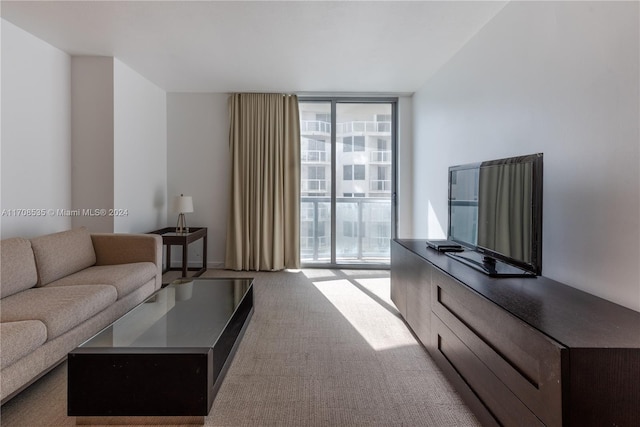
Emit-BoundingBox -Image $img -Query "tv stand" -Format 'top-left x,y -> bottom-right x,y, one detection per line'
482,255 -> 495,265
391,239 -> 640,426
446,250 -> 537,277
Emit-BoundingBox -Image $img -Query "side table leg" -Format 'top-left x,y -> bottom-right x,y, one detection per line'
166,244 -> 172,273
182,242 -> 188,278
202,234 -> 208,276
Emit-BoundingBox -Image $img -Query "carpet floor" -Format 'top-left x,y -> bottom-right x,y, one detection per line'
0,269 -> 479,426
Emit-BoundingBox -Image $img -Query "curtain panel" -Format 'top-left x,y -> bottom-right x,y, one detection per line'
225,93 -> 300,271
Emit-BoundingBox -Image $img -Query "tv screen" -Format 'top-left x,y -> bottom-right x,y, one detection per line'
447,153 -> 543,277
448,164 -> 480,248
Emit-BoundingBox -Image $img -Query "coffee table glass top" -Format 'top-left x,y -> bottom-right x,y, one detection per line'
79,278 -> 253,349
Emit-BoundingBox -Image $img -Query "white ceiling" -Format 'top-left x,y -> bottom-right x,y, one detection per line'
1,1 -> 507,93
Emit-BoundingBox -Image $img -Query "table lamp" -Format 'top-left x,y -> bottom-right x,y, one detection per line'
173,194 -> 193,233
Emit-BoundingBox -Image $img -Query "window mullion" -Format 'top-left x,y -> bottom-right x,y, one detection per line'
330,100 -> 337,265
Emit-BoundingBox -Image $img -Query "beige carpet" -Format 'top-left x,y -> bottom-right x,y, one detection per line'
0,269 -> 479,426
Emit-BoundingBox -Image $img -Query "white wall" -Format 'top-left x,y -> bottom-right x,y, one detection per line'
70,56 -> 114,232
412,2 -> 640,311
1,20 -> 72,238
1,24 -> 166,238
113,59 -> 167,233
167,93 -> 230,267
70,57 -> 167,234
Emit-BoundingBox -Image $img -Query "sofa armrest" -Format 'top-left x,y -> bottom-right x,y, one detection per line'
91,233 -> 162,290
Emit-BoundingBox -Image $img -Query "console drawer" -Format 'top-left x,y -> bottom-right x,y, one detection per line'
431,269 -> 564,426
432,314 -> 544,426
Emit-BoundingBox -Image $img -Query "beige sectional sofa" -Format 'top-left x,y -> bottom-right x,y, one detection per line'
0,227 -> 162,403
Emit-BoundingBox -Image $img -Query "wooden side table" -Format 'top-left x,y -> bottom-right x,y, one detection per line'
149,227 -> 207,279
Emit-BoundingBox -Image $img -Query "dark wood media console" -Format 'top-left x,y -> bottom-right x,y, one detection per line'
391,239 -> 640,427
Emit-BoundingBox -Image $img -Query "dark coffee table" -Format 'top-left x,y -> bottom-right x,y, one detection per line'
68,277 -> 253,425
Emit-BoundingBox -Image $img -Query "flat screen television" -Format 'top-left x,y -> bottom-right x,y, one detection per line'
446,153 -> 543,277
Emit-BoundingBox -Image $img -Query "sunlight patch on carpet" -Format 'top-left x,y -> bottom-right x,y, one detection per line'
311,278 -> 418,351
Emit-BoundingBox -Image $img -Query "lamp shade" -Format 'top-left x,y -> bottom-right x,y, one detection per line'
173,194 -> 194,214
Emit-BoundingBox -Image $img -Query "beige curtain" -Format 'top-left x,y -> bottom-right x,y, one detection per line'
225,93 -> 300,271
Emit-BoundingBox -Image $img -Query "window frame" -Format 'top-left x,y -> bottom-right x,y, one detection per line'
299,96 -> 398,269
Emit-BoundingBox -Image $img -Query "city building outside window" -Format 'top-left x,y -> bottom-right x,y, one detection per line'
343,165 -> 365,181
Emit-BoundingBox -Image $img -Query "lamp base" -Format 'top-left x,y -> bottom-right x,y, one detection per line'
176,213 -> 189,234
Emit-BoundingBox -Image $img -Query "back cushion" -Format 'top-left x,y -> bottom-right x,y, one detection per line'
30,227 -> 97,286
0,238 -> 38,298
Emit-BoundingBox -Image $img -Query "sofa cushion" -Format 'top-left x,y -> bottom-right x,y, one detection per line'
0,320 -> 47,369
0,238 -> 38,298
45,262 -> 157,299
30,227 -> 97,286
0,285 -> 117,341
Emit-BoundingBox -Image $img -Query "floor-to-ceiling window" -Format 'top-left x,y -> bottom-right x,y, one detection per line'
299,99 -> 396,267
